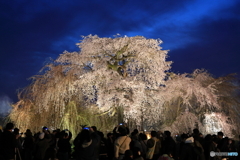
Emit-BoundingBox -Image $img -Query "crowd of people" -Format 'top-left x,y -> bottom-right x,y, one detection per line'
0,122 -> 239,160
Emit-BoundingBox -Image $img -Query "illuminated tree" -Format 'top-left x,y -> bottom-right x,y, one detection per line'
9,35 -> 240,137
9,35 -> 171,136
157,70 -> 240,137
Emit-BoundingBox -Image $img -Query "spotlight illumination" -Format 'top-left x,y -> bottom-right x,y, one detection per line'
204,113 -> 222,134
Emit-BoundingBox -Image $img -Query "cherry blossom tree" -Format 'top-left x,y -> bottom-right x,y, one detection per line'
157,70 -> 240,137
9,35 -> 240,138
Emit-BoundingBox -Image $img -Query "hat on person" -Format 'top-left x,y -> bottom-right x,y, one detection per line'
185,136 -> 194,143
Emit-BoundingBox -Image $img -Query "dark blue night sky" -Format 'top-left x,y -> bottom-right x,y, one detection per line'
0,0 -> 240,109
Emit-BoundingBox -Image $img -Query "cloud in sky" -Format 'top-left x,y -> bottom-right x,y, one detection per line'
0,0 -> 239,103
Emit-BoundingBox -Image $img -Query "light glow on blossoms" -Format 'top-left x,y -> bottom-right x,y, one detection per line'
203,112 -> 236,137
204,113 -> 223,134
